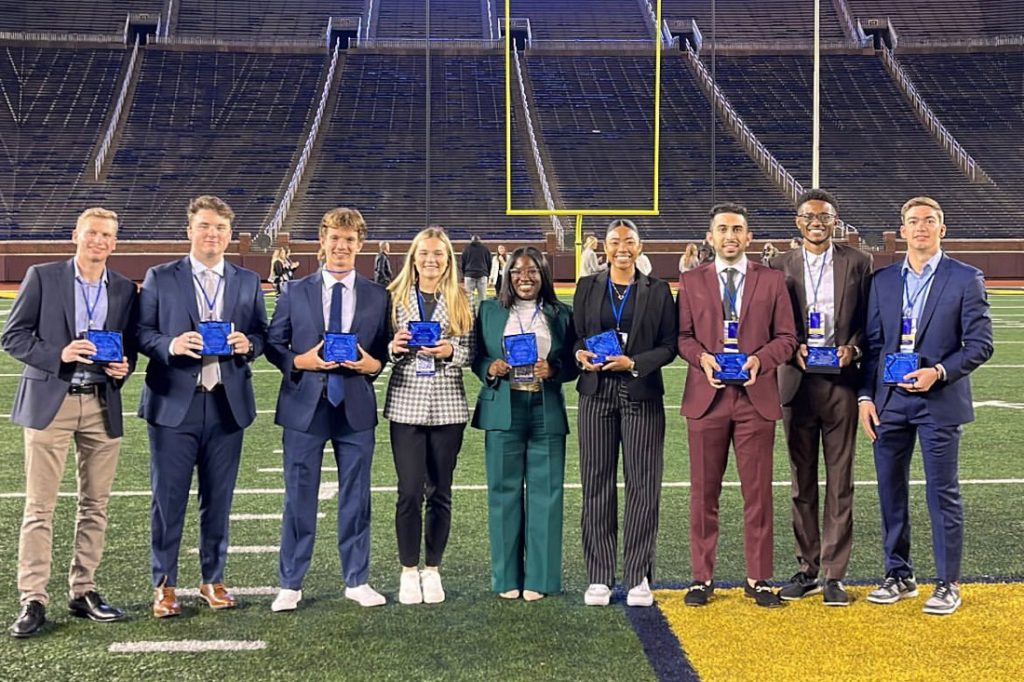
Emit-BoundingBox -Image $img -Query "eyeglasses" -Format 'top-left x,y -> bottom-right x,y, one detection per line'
797,212 -> 837,225
510,268 -> 541,278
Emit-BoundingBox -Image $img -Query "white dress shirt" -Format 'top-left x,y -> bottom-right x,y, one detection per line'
321,268 -> 357,332
802,245 -> 836,346
714,255 -> 749,318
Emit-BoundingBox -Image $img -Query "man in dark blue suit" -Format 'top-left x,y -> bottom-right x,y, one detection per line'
265,208 -> 390,611
2,207 -> 137,637
859,197 -> 993,616
137,195 -> 268,618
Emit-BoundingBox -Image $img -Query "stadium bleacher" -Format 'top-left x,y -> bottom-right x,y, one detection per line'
512,0 -> 650,40
175,0 -> 366,41
706,53 -> 1024,236
0,46 -> 124,240
846,0 -> 1024,40
661,0 -> 848,42
0,0 -> 162,35
373,0 -> 484,40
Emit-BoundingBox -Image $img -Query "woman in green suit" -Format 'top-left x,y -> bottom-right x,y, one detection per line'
472,246 -> 578,601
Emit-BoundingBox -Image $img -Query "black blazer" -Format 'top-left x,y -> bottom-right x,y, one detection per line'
573,271 -> 678,401
1,259 -> 138,437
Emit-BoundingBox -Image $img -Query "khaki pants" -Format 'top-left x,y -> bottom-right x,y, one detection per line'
18,393 -> 121,605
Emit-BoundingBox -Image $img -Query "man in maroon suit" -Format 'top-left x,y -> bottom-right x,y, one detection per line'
677,202 -> 798,608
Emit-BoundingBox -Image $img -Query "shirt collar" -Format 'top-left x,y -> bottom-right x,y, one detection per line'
901,249 -> 943,278
190,255 -> 225,278
321,268 -> 357,290
714,255 -> 748,276
803,244 -> 833,266
73,259 -> 108,285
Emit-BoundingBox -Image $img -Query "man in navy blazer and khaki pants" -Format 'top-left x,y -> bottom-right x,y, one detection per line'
265,207 -> 390,611
2,207 -> 138,637
859,197 -> 993,615
137,196 -> 267,618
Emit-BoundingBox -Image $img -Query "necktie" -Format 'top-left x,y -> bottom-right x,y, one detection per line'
723,267 -> 738,321
201,269 -> 221,390
327,282 -> 345,406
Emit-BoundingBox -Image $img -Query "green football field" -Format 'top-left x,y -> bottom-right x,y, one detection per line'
0,291 -> 1021,681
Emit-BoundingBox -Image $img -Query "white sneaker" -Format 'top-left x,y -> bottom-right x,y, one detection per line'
421,569 -> 445,604
584,583 -> 611,607
344,584 -> 386,607
399,571 -> 423,605
271,588 -> 302,612
626,578 -> 654,607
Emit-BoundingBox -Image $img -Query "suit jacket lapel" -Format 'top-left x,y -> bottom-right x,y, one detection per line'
62,259 -> 76,337
703,264 -> 724,350
590,272 -> 609,337
739,264 -> 760,325
882,266 -> 903,350
915,256 -> 950,342
349,275 -> 372,337
221,262 -> 241,325
626,275 -> 650,353
832,247 -> 851,338
175,258 -> 201,327
305,275 -> 326,336
785,252 -> 808,337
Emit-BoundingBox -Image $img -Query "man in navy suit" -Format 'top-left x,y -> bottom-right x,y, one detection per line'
265,207 -> 390,611
137,195 -> 268,618
2,207 -> 138,637
859,196 -> 993,616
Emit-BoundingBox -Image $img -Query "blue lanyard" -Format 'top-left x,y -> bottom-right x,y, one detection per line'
516,302 -> 543,334
803,248 -> 828,311
902,268 -> 935,317
719,271 -> 745,320
193,272 -> 223,319
606,278 -> 633,331
77,277 -> 104,329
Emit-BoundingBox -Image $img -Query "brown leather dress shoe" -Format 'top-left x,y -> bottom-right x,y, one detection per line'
198,583 -> 237,610
153,586 -> 181,618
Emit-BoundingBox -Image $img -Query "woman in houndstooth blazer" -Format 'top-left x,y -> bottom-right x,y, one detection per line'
384,226 -> 475,605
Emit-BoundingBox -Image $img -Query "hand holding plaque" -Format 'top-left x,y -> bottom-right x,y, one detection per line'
199,321 -> 234,356
86,330 -> 123,364
504,333 -> 539,383
713,352 -> 750,384
806,346 -> 841,374
324,332 -> 359,363
585,330 -> 623,366
884,352 -> 920,385
408,321 -> 442,349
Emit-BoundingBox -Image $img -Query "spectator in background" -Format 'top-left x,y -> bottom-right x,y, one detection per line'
2,207 -> 138,638
789,237 -> 803,250
580,235 -> 604,277
270,246 -> 299,296
490,244 -> 509,295
697,238 -> 715,264
761,242 -> 779,267
461,235 -> 492,309
679,243 -> 700,274
375,241 -> 393,287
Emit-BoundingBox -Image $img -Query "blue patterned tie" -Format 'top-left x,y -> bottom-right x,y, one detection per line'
327,282 -> 345,406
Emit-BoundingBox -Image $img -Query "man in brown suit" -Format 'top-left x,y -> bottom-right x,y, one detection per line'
677,203 -> 798,608
769,189 -> 872,606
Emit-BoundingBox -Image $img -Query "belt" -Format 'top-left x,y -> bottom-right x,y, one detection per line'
68,383 -> 101,396
195,384 -> 223,393
510,380 -> 542,393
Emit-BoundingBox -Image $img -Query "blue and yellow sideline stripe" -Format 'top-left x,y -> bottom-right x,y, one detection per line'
628,578 -> 1024,681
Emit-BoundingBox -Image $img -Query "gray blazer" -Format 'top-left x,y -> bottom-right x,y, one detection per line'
383,287 -> 474,426
1,259 -> 138,437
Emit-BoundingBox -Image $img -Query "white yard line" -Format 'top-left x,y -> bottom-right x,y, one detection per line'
109,640 -> 267,654
230,512 -> 324,521
188,546 -> 278,555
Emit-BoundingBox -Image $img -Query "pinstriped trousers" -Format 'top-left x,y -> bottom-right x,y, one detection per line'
578,375 -> 665,588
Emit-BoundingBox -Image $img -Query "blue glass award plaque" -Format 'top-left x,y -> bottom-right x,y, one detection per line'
86,330 -> 123,363
806,346 -> 841,374
585,330 -> 623,365
324,332 -> 359,363
408,321 -> 442,348
713,353 -> 750,384
199,321 -> 233,356
504,333 -> 539,366
884,352 -> 920,385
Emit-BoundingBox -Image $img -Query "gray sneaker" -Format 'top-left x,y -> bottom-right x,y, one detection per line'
822,579 -> 851,607
922,581 -> 961,615
867,575 -> 919,604
779,571 -> 821,601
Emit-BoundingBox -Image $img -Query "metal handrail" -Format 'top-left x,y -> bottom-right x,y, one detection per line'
94,36 -> 140,180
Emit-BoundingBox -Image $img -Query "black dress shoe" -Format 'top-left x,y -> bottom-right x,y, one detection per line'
69,591 -> 126,622
10,601 -> 46,638
684,580 -> 714,607
744,581 -> 787,608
